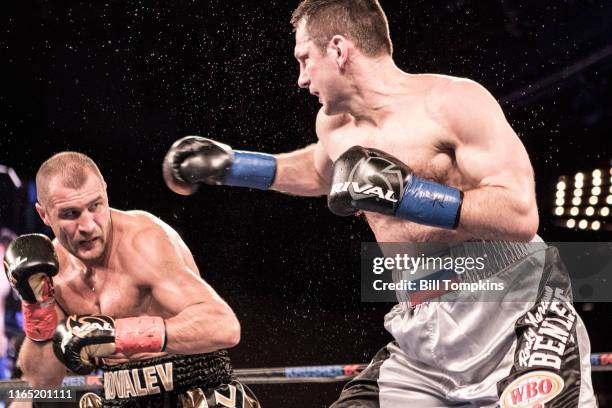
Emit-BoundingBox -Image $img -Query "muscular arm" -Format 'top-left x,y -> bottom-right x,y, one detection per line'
17,305 -> 67,387
271,110 -> 335,196
272,143 -> 331,196
132,221 -> 240,354
427,79 -> 538,240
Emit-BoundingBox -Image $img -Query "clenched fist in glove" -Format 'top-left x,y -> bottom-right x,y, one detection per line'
3,234 -> 59,341
163,136 -> 277,195
53,315 -> 166,374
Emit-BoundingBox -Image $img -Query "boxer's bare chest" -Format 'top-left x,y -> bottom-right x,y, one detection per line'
320,105 -> 464,189
54,257 -> 150,318
319,102 -> 469,242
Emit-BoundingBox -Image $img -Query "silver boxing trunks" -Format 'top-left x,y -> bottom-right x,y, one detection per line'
331,241 -> 597,407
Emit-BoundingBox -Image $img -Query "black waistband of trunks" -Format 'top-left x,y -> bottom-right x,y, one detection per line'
101,350 -> 233,402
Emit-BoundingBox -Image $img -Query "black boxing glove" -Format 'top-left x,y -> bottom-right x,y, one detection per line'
3,234 -> 59,341
53,315 -> 166,374
163,136 -> 277,195
328,146 -> 463,229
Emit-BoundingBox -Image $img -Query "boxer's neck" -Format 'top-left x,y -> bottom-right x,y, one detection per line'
343,57 -> 414,126
81,212 -> 115,269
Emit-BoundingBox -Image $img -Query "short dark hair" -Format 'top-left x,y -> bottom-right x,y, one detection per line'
36,152 -> 105,206
291,0 -> 393,57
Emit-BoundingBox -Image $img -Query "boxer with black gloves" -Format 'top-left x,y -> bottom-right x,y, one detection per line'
7,152 -> 260,407
161,0 -> 595,406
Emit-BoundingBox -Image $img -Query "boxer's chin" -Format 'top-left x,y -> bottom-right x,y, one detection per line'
322,102 -> 337,116
77,238 -> 105,261
322,99 -> 347,116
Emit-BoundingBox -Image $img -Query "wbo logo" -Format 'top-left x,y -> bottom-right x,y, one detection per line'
500,371 -> 564,408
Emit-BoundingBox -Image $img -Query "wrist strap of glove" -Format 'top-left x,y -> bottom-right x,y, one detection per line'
22,300 -> 57,342
395,176 -> 463,229
225,151 -> 277,190
115,316 -> 166,356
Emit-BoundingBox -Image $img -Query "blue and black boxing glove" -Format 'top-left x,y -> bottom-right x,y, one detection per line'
163,136 -> 277,195
328,146 -> 463,229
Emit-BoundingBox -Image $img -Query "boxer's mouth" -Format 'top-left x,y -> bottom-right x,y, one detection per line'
79,237 -> 100,248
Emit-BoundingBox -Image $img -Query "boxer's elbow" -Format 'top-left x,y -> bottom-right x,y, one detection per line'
18,347 -> 65,388
512,200 -> 539,241
216,308 -> 241,348
167,302 -> 241,353
20,361 -> 64,388
23,374 -> 62,388
219,315 -> 241,349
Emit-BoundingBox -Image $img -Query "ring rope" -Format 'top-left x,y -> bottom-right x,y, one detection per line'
0,353 -> 609,394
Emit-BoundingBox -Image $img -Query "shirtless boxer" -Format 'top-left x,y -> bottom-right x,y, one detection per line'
4,152 -> 259,407
162,0 -> 596,406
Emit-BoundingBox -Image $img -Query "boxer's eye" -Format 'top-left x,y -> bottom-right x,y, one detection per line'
60,210 -> 79,219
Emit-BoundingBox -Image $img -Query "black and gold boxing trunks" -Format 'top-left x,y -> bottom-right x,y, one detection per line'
82,350 -> 260,408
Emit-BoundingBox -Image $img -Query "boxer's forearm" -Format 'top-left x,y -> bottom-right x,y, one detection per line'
163,301 -> 240,354
387,186 -> 538,241
457,186 -> 538,240
18,338 -> 65,387
367,183 -> 537,242
272,144 -> 329,196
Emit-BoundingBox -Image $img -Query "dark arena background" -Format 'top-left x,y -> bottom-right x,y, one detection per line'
1,1 -> 612,406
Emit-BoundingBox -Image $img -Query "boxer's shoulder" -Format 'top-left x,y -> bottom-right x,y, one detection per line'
111,208 -> 158,225
420,75 -> 501,141
112,210 -> 181,273
416,73 -> 479,88
424,75 -> 496,114
112,209 -> 176,239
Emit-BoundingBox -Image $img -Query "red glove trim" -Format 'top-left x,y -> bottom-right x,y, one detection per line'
115,316 -> 166,355
22,301 -> 57,342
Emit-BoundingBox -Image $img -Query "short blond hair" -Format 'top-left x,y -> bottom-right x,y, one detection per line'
36,152 -> 105,205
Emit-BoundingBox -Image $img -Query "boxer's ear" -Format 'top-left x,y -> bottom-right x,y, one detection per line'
35,202 -> 51,227
329,35 -> 350,69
